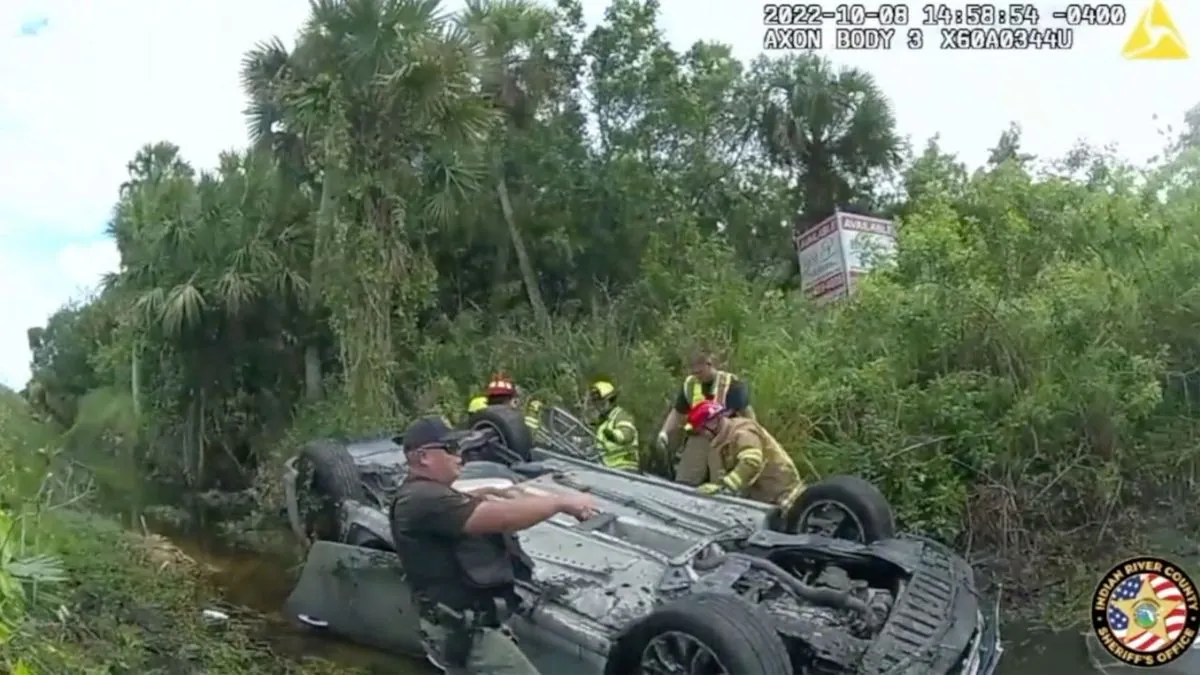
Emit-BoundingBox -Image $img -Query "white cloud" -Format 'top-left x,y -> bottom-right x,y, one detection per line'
0,0 -> 310,387
0,0 -> 311,235
55,240 -> 121,290
1,0 -> 1199,388
0,238 -> 119,388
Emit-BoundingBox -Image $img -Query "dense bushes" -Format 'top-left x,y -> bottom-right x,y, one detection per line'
328,149 -> 1200,558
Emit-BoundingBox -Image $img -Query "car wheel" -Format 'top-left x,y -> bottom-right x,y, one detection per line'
604,593 -> 792,675
781,475 -> 895,543
296,439 -> 364,542
466,405 -> 534,464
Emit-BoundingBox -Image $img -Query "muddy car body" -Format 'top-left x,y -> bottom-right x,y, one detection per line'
282,406 -> 1003,674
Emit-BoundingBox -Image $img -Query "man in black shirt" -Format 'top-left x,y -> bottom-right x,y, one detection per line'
390,416 -> 596,674
656,349 -> 755,485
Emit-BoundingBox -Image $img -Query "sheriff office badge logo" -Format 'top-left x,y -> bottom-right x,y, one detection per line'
1092,556 -> 1200,667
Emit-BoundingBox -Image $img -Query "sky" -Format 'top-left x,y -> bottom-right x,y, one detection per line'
0,0 -> 1197,389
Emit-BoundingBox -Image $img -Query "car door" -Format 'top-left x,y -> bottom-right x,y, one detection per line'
284,540 -> 424,658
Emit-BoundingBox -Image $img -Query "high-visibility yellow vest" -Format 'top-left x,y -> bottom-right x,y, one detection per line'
683,371 -> 734,432
596,406 -> 639,471
469,395 -> 540,430
525,399 -> 543,431
467,396 -> 488,413
684,371 -> 733,405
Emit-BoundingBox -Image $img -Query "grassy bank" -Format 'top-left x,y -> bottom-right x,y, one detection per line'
0,390 -> 361,675
1,511 -> 364,675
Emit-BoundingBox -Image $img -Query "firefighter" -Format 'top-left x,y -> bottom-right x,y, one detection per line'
482,373 -> 542,431
686,400 -> 801,505
586,380 -> 639,472
655,349 -> 755,485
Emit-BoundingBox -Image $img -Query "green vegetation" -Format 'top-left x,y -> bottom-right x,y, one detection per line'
13,0 -> 1200,647
0,388 -> 362,673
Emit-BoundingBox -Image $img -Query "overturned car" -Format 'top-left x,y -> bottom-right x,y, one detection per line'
282,405 -> 1002,674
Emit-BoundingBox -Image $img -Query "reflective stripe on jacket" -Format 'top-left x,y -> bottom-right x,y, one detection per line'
684,371 -> 733,406
469,395 -> 540,430
596,406 -> 639,471
709,417 -> 802,505
524,400 -> 543,431
683,370 -> 734,431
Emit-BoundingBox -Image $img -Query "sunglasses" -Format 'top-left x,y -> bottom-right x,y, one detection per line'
410,442 -> 458,456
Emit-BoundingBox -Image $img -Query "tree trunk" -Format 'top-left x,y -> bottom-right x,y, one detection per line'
303,344 -> 323,401
196,388 -> 207,489
495,174 -> 549,329
130,340 -> 142,420
491,227 -> 511,312
183,394 -> 197,488
303,160 -> 340,402
129,339 -> 144,523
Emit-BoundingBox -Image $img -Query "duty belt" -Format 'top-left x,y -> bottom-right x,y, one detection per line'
418,593 -> 517,628
418,592 -> 522,668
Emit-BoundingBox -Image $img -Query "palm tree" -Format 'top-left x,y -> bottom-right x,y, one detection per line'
240,37 -> 314,185
241,38 -> 329,401
753,54 -> 902,226
459,0 -> 557,328
106,147 -> 306,487
241,0 -> 498,415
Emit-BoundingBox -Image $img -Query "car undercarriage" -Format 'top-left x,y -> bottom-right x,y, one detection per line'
281,405 -> 1002,674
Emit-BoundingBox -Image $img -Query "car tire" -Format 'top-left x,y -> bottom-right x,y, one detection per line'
297,439 -> 364,541
781,474 -> 895,542
466,405 -> 534,463
603,593 -> 792,675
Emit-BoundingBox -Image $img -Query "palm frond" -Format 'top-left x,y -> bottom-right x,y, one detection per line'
161,283 -> 207,337
215,271 -> 259,317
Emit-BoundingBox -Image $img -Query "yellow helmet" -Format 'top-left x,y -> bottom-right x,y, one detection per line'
467,395 -> 488,413
590,380 -> 616,401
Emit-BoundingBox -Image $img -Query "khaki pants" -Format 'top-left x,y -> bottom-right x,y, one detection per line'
420,618 -> 540,674
674,433 -> 710,485
673,406 -> 756,486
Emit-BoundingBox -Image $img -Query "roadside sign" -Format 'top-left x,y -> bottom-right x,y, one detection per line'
794,211 -> 896,303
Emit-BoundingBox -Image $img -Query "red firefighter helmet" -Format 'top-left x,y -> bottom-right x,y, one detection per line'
485,373 -> 517,397
687,399 -> 726,429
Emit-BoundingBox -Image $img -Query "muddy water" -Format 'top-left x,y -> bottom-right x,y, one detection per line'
998,623 -> 1093,674
169,538 -> 430,674
173,537 -> 1186,675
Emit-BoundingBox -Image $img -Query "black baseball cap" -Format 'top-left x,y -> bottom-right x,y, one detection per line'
395,416 -> 455,453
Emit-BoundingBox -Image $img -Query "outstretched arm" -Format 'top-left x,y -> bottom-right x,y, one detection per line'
463,495 -> 571,534
400,487 -> 572,537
